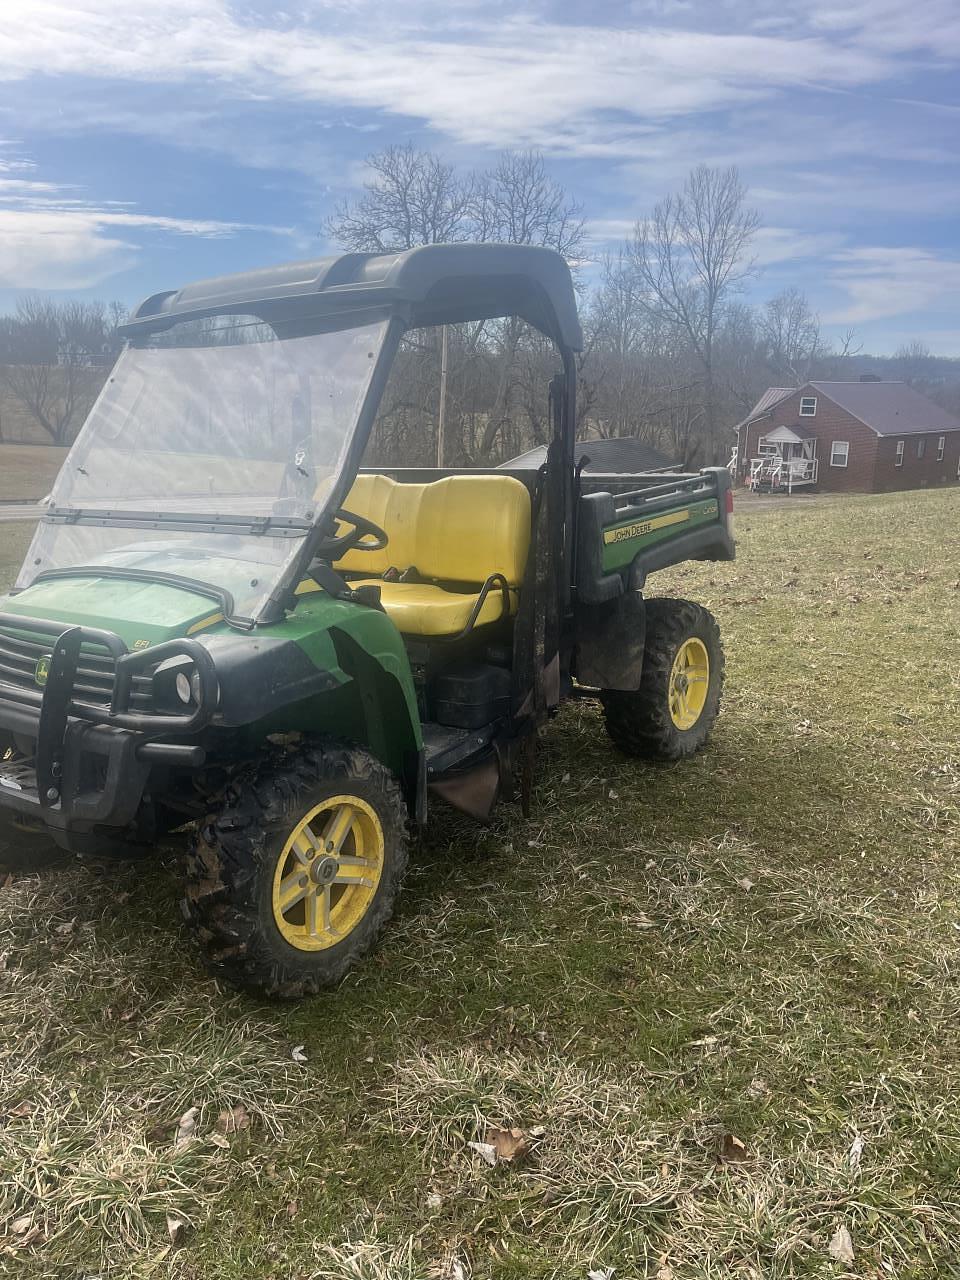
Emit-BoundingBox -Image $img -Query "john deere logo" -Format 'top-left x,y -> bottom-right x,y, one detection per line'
35,656 -> 51,688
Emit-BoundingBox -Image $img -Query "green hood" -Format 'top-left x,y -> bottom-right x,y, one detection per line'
0,575 -> 223,649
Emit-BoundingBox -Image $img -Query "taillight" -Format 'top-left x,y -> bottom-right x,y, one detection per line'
725,488 -> 734,515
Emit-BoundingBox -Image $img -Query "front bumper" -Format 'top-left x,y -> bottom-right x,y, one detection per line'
0,612 -> 216,847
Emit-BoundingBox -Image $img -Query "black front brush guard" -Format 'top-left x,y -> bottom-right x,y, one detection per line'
0,612 -> 218,813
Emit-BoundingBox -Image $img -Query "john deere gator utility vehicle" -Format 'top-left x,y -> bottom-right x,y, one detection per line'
0,245 -> 734,997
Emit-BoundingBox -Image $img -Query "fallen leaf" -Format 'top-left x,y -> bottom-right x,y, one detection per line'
687,1034 -> 719,1049
54,920 -> 75,935
7,1101 -> 33,1118
467,1140 -> 498,1167
720,1133 -> 749,1163
286,1200 -> 298,1218
166,1213 -> 188,1246
291,1044 -> 308,1063
828,1224 -> 854,1265
656,1264 -> 674,1280
209,1132 -> 230,1149
486,1125 -> 529,1164
426,1191 -> 443,1210
216,1103 -> 250,1135
736,877 -> 754,892
848,1134 -> 865,1171
11,1215 -> 33,1235
173,1106 -> 199,1151
607,789 -> 619,799
529,1124 -> 546,1138
440,1256 -> 467,1280
587,1268 -> 615,1280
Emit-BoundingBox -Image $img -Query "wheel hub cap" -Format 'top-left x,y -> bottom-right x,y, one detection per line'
668,638 -> 710,731
312,855 -> 339,885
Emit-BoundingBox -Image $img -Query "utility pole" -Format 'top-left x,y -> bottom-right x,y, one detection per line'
437,324 -> 448,467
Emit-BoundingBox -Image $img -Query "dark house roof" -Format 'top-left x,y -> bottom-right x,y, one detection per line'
807,381 -> 960,436
738,380 -> 960,438
120,243 -> 583,352
504,436 -> 674,472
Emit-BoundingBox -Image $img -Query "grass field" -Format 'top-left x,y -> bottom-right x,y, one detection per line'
0,443 -> 68,501
0,488 -> 958,1279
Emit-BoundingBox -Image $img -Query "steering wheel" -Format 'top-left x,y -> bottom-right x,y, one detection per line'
313,507 -> 389,561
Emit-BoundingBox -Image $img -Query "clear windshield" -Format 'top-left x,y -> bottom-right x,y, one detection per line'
16,315 -> 388,619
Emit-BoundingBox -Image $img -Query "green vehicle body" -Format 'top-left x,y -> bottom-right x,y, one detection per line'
0,244 -> 733,861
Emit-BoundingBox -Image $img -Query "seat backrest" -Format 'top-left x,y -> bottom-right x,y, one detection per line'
336,473 -> 413,574
335,473 -> 531,587
414,475 -> 531,586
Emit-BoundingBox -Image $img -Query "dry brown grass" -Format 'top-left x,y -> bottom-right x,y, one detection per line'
0,485 -> 957,1277
0,443 -> 68,501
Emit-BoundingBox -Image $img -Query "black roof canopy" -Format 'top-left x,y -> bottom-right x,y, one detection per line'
121,243 -> 583,352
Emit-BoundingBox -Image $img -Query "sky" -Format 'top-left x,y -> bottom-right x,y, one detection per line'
0,0 -> 958,354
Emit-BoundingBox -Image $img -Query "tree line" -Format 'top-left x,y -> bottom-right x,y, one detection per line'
1,147 -> 957,464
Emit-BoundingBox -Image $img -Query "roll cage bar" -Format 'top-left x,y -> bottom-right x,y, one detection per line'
115,243 -> 583,625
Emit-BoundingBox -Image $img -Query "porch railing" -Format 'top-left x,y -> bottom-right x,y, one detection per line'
749,456 -> 818,492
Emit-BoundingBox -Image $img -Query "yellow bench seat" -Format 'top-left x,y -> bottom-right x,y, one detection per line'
326,473 -> 531,638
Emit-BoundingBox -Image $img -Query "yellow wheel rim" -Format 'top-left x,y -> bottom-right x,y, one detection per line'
668,637 -> 710,730
271,795 -> 384,952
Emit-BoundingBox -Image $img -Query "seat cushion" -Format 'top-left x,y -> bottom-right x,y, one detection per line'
350,579 -> 517,637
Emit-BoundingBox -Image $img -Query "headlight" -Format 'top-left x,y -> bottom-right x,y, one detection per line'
153,657 -> 200,713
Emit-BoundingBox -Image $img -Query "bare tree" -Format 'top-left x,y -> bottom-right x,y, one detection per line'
325,144 -> 472,252
629,165 -> 760,460
586,249 -> 653,440
468,151 -> 584,458
470,151 -> 584,257
761,288 -> 824,383
0,297 -> 115,445
894,339 -> 933,385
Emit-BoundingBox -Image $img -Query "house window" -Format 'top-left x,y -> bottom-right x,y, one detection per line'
757,436 -> 778,456
917,437 -> 926,459
937,435 -> 945,461
799,396 -> 817,416
895,440 -> 904,467
830,440 -> 850,468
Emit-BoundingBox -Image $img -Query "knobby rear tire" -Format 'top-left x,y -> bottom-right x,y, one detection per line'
601,597 -> 724,761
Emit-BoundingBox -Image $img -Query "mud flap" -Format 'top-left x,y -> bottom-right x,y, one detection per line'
574,590 -> 646,691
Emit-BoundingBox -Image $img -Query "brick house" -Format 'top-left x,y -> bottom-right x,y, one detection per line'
732,379 -> 960,494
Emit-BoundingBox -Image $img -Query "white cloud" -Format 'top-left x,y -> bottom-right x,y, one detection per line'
0,210 -> 136,289
825,247 -> 960,324
0,155 -> 294,289
807,0 -> 960,56
750,226 -> 847,267
0,1 -> 897,154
